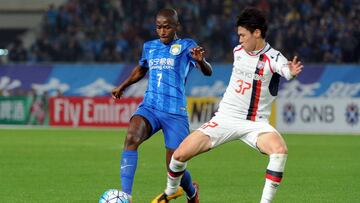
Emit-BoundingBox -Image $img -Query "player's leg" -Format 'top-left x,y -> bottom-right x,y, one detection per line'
153,115 -> 229,203
159,149 -> 185,199
165,130 -> 212,195
121,106 -> 161,196
161,114 -> 201,201
238,121 -> 287,203
165,148 -> 198,202
152,130 -> 211,203
120,115 -> 152,195
164,115 -> 232,199
256,132 -> 288,203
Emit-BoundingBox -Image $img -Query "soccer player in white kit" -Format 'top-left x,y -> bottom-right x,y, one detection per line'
152,7 -> 303,203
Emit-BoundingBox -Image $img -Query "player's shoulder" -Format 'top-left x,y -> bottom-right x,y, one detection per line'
265,46 -> 280,56
178,38 -> 197,47
143,39 -> 161,48
180,38 -> 197,44
264,46 -> 287,62
233,45 -> 243,53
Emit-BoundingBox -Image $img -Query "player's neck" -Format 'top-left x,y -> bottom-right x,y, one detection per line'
250,40 -> 266,55
254,40 -> 266,52
162,35 -> 179,44
172,35 -> 179,43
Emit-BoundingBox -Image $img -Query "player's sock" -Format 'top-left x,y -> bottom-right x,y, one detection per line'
260,154 -> 287,203
180,170 -> 196,198
120,150 -> 138,195
165,156 -> 187,195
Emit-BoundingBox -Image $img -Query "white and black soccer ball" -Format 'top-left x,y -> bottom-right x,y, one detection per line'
99,189 -> 131,203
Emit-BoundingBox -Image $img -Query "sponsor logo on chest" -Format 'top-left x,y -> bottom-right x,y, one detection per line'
170,44 -> 182,55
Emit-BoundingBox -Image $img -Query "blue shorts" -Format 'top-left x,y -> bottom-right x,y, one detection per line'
132,106 -> 190,150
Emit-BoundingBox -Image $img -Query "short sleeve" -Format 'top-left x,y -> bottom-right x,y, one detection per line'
138,44 -> 148,68
273,52 -> 293,80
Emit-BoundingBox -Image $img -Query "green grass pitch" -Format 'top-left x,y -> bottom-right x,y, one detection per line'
0,128 -> 359,202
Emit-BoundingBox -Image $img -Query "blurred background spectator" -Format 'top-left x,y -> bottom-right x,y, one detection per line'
4,0 -> 360,64
8,38 -> 28,62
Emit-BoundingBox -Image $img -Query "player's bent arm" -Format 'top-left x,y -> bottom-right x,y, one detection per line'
118,65 -> 148,90
196,59 -> 212,76
112,65 -> 148,99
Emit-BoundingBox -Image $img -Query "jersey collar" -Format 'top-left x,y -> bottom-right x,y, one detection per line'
247,42 -> 271,56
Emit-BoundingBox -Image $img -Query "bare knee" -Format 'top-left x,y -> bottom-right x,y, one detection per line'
124,130 -> 144,149
258,132 -> 288,155
173,131 -> 212,162
172,148 -> 188,162
272,145 -> 288,154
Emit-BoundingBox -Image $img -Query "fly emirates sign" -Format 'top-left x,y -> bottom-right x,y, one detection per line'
49,97 -> 142,127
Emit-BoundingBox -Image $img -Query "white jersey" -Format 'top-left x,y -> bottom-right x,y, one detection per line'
217,43 -> 294,122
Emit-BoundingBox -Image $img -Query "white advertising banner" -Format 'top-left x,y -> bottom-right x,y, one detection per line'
187,97 -> 221,130
276,98 -> 359,133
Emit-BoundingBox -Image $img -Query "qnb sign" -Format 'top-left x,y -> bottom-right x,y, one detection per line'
277,99 -> 360,133
300,104 -> 335,123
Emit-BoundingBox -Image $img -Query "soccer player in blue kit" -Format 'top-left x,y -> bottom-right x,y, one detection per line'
111,8 -> 212,202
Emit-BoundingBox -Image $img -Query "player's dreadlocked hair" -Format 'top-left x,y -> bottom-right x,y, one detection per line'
237,7 -> 268,38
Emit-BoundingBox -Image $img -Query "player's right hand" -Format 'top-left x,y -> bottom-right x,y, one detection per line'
111,87 -> 124,100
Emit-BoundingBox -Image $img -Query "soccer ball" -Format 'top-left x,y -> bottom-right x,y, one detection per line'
99,189 -> 131,203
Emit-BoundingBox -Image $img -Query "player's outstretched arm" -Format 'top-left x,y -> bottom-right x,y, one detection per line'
288,56 -> 303,77
111,65 -> 148,99
190,46 -> 212,76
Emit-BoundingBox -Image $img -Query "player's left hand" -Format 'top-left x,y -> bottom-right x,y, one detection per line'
190,46 -> 205,62
111,86 -> 124,100
288,56 -> 303,77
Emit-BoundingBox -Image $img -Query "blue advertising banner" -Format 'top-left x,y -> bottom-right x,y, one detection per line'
0,65 -> 52,95
1,64 -> 359,98
48,64 -> 126,96
278,65 -> 360,98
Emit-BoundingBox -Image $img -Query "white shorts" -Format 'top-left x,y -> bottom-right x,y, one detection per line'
197,114 -> 279,151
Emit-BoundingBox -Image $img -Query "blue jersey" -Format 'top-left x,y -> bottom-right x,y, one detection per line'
138,38 -> 197,116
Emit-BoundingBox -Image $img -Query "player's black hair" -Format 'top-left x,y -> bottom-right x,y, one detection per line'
236,7 -> 268,38
156,8 -> 179,24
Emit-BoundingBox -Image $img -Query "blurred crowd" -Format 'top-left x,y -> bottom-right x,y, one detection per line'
7,0 -> 360,63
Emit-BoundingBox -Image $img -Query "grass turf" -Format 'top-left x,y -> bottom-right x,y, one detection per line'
0,128 -> 359,202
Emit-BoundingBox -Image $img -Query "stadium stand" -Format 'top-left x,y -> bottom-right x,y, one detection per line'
4,0 -> 360,63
